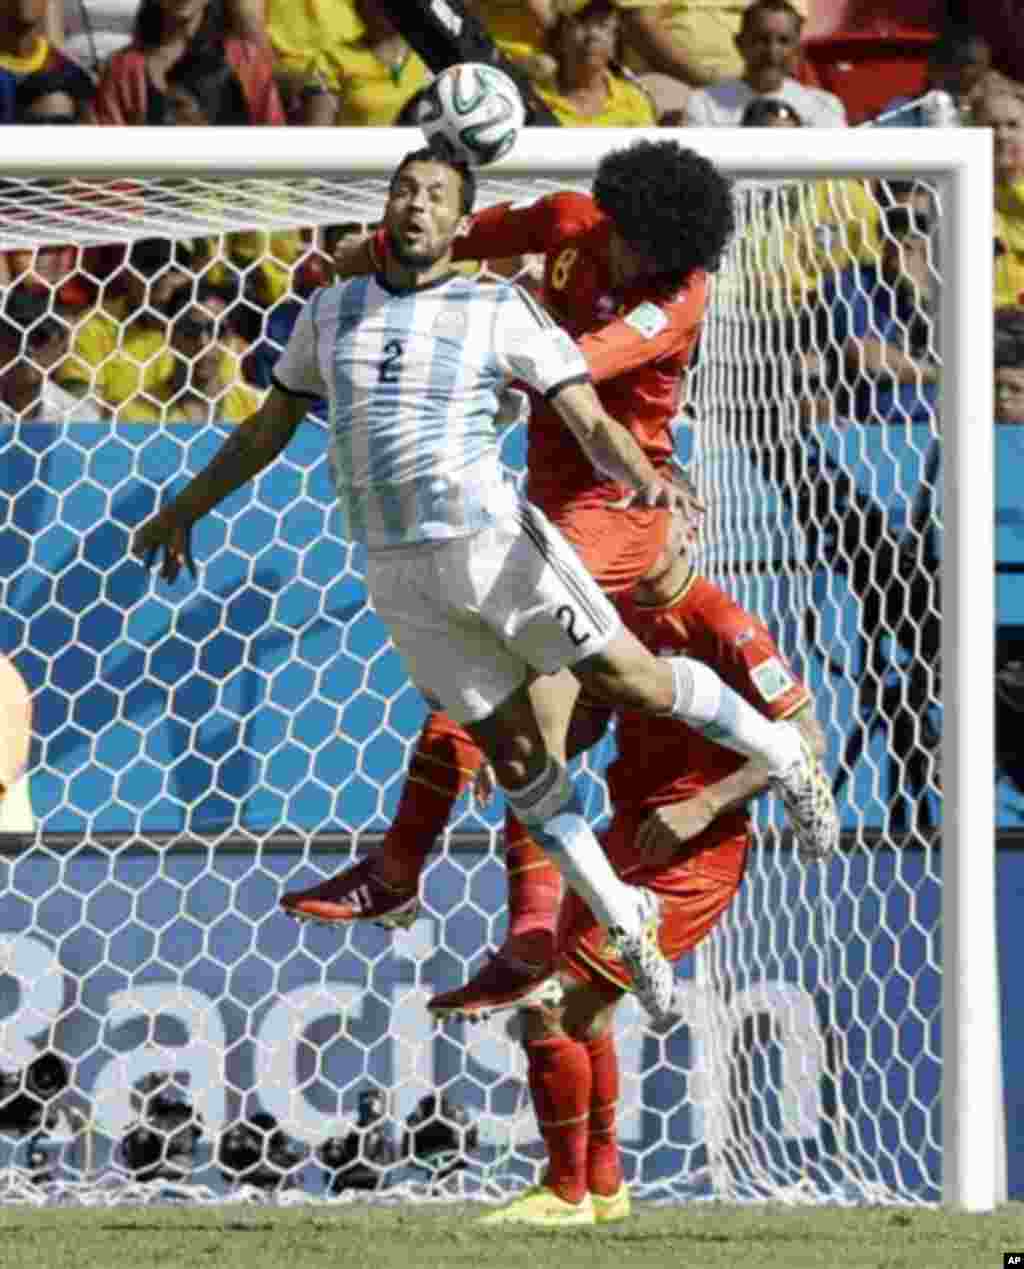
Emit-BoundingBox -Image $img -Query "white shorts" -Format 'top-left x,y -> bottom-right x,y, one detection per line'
366,501 -> 622,724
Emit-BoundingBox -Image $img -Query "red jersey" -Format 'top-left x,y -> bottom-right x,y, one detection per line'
374,192 -> 708,509
453,191 -> 708,507
609,574 -> 810,825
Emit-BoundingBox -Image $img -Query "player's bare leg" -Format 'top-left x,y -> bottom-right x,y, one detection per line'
429,676 -> 676,1024
428,670 -> 608,1018
280,712 -> 482,928
429,617 -> 842,1021
455,627 -> 838,1015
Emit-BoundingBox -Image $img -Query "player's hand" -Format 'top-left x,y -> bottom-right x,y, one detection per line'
635,472 -> 706,521
473,762 -> 497,808
132,507 -> 197,582
666,466 -> 705,541
636,796 -> 716,867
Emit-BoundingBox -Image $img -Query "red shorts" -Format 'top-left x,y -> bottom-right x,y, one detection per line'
542,499 -> 670,597
558,808 -> 748,995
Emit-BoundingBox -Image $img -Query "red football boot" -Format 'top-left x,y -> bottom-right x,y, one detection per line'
280,857 -> 420,929
427,952 -> 564,1021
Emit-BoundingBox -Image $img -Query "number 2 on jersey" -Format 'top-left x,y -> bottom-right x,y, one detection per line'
556,604 -> 590,648
379,339 -> 404,383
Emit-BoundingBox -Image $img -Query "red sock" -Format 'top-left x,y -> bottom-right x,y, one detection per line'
378,713 -> 482,888
585,1031 -> 623,1197
503,816 -> 562,967
526,1032 -> 591,1204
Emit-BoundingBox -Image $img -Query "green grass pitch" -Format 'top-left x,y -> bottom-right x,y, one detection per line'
0,1202 -> 1022,1269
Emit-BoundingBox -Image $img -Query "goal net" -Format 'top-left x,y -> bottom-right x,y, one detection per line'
0,129 -> 996,1209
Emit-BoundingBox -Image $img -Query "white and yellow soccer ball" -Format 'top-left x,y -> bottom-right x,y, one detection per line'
417,63 -> 526,168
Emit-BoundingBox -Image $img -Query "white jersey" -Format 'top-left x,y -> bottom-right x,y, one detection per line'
273,271 -> 588,550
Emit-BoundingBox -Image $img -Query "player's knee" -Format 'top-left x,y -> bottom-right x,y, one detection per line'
492,743 -> 545,791
467,695 -> 547,789
477,737 -> 546,792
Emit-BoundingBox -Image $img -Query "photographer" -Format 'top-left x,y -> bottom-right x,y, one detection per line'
318,1088 -> 396,1194
118,1073 -> 203,1184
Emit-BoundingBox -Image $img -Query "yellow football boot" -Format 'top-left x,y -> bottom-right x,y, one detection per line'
477,1185 -> 596,1227
591,1183 -> 631,1224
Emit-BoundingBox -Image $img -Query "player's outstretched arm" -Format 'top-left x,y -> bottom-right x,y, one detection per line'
132,386 -> 310,582
635,705 -> 826,862
349,194 -> 583,280
548,380 -> 689,512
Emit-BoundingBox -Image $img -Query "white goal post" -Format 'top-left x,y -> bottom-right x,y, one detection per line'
0,126 -> 997,1211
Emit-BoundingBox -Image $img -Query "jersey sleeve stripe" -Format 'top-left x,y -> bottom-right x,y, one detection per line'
543,372 -> 591,402
270,371 -> 322,401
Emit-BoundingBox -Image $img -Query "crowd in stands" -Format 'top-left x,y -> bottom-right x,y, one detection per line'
0,0 -> 1016,133
0,0 -> 1020,426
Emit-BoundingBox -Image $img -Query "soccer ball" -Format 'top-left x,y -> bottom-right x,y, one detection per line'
416,63 -> 526,168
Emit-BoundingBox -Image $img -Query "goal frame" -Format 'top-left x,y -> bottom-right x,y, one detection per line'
0,124 -> 997,1211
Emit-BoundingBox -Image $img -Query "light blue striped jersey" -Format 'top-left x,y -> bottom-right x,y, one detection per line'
273,271 -> 588,549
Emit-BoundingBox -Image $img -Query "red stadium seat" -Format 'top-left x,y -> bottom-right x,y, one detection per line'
800,26 -> 938,125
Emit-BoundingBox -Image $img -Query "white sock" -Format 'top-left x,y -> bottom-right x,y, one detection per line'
504,762 -> 641,934
668,656 -> 801,774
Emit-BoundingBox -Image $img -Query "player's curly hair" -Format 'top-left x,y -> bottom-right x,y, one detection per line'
592,140 -> 736,285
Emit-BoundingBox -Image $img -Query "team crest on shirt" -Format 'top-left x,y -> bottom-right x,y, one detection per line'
751,657 -> 795,703
623,301 -> 669,339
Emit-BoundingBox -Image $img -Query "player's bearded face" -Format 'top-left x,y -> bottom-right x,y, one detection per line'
385,162 -> 466,269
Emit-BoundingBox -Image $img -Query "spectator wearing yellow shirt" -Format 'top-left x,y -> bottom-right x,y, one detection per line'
329,0 -> 430,126
623,0 -> 808,90
533,0 -> 656,127
196,226 -> 308,311
56,238 -> 195,405
466,0 -> 682,106
265,0 -> 428,125
738,173 -> 936,330
115,293 -> 262,423
265,0 -> 363,96
973,92 -> 1024,309
464,0 -> 555,76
